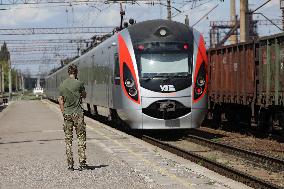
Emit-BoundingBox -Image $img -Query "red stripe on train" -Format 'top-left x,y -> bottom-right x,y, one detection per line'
193,35 -> 208,103
118,34 -> 141,104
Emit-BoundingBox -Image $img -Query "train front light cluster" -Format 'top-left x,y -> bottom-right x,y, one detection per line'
123,63 -> 139,101
197,77 -> 205,86
128,87 -> 138,97
194,61 -> 206,100
125,79 -> 135,88
125,79 -> 137,97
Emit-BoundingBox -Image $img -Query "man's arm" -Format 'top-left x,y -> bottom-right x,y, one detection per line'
58,96 -> 64,113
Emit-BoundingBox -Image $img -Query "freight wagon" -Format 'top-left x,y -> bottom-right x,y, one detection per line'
208,33 -> 284,131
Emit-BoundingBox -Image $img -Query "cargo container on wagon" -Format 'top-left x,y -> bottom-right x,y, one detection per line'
207,33 -> 284,132
256,33 -> 284,131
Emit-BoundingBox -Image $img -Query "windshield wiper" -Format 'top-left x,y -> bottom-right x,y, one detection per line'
142,75 -> 167,82
162,74 -> 189,81
142,77 -> 152,82
163,76 -> 173,82
172,74 -> 190,78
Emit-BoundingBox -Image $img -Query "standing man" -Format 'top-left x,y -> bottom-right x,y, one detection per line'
58,64 -> 88,171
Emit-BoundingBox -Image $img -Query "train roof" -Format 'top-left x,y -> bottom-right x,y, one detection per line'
46,19 -> 194,78
127,19 -> 194,44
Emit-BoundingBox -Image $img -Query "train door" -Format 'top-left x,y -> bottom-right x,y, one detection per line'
106,45 -> 115,108
91,55 -> 95,103
98,49 -> 108,107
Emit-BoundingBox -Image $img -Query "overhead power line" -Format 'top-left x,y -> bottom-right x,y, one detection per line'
0,26 -> 114,35
10,51 -> 77,56
0,39 -> 92,44
210,19 -> 282,27
8,46 -> 78,52
0,0 -> 162,5
7,44 -> 80,48
11,59 -> 62,63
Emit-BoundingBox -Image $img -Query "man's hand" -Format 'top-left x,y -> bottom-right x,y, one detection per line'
81,91 -> 86,99
58,96 -> 64,113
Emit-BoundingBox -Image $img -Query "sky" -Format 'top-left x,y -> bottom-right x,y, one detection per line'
0,0 -> 282,76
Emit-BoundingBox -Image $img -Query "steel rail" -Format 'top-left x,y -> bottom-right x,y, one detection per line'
142,135 -> 282,189
185,134 -> 284,172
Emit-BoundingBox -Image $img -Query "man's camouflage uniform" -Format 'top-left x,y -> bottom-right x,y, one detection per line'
59,77 -> 86,167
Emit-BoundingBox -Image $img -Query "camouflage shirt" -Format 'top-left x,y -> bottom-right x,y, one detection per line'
59,78 -> 85,115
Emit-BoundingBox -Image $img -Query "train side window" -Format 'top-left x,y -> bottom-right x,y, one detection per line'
114,53 -> 120,85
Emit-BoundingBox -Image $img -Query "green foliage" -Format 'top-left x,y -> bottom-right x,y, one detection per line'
0,43 -> 19,92
0,60 -> 8,91
210,138 -> 221,143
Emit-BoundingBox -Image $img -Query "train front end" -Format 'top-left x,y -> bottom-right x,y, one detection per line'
117,20 -> 208,129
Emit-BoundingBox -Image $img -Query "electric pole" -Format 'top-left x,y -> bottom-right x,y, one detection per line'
8,59 -> 12,100
0,65 -> 2,95
21,74 -> 25,92
280,0 -> 284,30
167,0 -> 171,20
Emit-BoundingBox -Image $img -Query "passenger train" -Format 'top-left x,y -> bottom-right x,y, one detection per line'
45,19 -> 208,129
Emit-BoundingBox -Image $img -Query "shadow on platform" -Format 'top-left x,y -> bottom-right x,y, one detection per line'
0,137 -> 101,145
75,164 -> 109,171
0,105 -> 8,112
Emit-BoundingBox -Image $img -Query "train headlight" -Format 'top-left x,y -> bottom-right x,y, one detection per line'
193,35 -> 207,103
128,88 -> 138,97
159,29 -> 167,36
194,61 -> 207,101
125,79 -> 135,88
195,87 -> 203,95
122,62 -> 139,102
197,77 -> 205,86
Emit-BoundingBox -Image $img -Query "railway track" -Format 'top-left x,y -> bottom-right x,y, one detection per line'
142,135 -> 283,189
68,102 -> 284,188
185,134 -> 284,172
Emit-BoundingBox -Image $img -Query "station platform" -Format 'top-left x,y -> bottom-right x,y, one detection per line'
0,100 -> 251,189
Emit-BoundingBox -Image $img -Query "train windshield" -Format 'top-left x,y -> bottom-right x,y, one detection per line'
140,53 -> 189,77
135,42 -> 192,78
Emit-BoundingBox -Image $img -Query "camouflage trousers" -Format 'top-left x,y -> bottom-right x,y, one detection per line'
63,113 -> 86,166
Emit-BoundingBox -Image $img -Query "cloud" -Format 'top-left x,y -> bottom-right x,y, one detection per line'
84,4 -> 159,27
0,5 -> 59,27
90,8 -> 120,26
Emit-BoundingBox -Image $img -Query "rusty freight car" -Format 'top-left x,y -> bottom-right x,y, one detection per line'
207,33 -> 284,131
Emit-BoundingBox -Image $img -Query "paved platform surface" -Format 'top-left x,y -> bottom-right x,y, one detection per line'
0,100 -> 251,189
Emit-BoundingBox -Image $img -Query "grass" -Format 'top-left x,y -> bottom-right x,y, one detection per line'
205,181 -> 216,185
4,91 -> 44,101
197,160 -> 204,166
208,156 -> 217,162
19,95 -> 42,101
210,138 -> 221,143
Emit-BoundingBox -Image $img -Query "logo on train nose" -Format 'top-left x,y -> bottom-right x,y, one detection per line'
160,85 -> 176,92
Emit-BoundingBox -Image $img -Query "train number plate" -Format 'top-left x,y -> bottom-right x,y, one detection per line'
165,119 -> 180,127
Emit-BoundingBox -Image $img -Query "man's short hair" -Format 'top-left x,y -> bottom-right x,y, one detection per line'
68,64 -> 78,75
